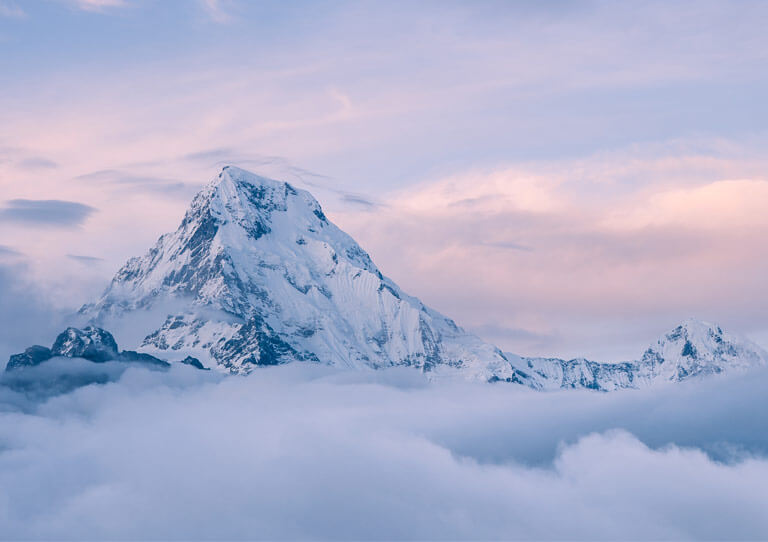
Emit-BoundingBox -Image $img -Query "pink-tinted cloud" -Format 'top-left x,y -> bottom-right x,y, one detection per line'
333,143 -> 768,360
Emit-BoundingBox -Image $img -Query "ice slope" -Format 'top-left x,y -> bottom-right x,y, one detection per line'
84,166 -> 529,384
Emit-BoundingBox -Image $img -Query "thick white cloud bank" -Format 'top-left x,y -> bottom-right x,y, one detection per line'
1,363 -> 768,540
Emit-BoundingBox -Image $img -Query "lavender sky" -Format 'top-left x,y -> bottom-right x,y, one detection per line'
1,0 -> 768,361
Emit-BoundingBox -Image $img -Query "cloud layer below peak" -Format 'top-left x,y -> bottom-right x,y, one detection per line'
1,363 -> 768,539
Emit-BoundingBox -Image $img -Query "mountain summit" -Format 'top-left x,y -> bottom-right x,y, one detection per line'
84,166 -> 529,383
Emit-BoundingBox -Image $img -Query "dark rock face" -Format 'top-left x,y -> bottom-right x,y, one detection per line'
179,356 -> 207,370
51,327 -> 119,362
681,340 -> 698,358
212,315 -> 316,370
118,350 -> 171,368
5,327 -> 205,372
6,345 -> 53,371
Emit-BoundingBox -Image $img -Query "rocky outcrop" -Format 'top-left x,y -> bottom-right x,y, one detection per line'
5,326 -> 205,372
6,345 -> 54,371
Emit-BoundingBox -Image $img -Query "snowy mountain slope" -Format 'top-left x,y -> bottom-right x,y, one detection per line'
509,318 -> 768,391
83,166 -> 530,384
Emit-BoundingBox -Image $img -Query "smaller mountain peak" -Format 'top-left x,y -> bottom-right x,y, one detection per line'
666,318 -> 725,345
51,326 -> 119,362
640,318 -> 768,382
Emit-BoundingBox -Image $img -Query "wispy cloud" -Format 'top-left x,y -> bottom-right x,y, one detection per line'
183,147 -> 236,163
0,261 -> 67,365
340,194 -> 379,209
67,253 -> 104,264
17,157 -> 58,170
67,0 -> 127,12
0,244 -> 21,257
0,199 -> 96,227
201,0 -> 235,23
479,240 -> 533,252
0,2 -> 24,18
74,169 -> 197,198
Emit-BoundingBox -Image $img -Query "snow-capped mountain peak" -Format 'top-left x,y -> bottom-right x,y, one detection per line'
640,318 -> 768,381
84,166 -> 529,384
98,166 -> 376,316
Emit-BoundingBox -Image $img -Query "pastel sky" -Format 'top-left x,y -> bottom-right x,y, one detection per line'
2,0 -> 768,361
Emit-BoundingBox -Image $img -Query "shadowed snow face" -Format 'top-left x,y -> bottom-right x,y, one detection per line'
1,363 -> 768,539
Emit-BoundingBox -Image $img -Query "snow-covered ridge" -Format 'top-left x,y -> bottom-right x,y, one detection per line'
510,318 -> 768,391
83,166 -> 529,384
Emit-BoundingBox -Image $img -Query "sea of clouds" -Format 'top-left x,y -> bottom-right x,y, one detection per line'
1,360 -> 768,540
